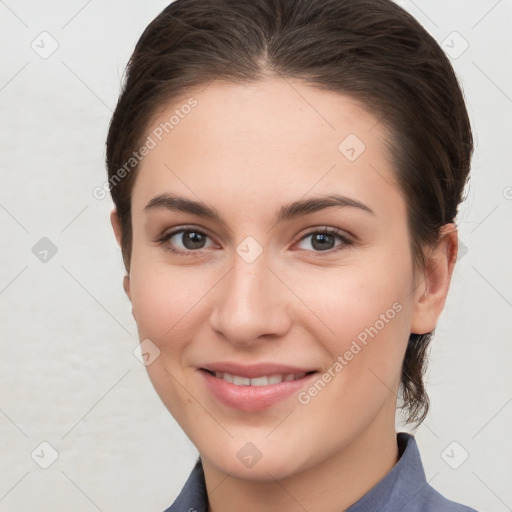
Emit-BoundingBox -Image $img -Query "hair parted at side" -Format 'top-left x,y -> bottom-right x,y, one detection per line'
105,0 -> 473,428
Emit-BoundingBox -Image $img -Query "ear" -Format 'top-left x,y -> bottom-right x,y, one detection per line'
123,274 -> 132,304
110,209 -> 133,304
410,223 -> 458,335
110,208 -> 123,248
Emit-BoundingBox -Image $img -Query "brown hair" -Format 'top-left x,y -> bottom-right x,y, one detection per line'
105,0 -> 473,427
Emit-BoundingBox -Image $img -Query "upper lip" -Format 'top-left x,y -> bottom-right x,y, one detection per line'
199,362 -> 318,379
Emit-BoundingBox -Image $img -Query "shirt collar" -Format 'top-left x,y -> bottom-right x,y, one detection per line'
165,432 -> 428,512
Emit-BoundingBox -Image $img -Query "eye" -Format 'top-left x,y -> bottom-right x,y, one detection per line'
155,226 -> 353,257
295,228 -> 353,256
156,228 -> 215,256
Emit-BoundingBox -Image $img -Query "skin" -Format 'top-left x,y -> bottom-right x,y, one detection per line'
111,76 -> 458,512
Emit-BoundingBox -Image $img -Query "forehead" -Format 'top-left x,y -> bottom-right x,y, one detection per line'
132,77 -> 403,220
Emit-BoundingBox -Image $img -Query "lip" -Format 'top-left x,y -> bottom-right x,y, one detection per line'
199,361 -> 317,379
197,362 -> 319,412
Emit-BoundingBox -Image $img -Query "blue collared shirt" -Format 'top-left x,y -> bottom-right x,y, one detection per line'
163,432 -> 479,511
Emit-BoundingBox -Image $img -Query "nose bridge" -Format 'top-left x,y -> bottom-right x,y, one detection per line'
210,245 -> 291,344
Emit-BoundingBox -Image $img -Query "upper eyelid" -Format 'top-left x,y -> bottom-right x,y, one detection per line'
159,225 -> 353,248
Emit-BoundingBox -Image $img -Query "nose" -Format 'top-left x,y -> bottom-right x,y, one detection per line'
209,250 -> 292,346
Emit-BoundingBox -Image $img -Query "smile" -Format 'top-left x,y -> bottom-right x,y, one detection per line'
199,365 -> 319,411
204,369 -> 313,386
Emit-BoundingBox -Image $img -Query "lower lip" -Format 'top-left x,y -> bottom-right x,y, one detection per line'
199,369 -> 318,412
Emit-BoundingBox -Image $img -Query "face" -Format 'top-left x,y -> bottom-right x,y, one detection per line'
113,77 -> 438,480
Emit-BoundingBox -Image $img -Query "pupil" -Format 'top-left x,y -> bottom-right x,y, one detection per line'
185,231 -> 204,249
312,233 -> 333,251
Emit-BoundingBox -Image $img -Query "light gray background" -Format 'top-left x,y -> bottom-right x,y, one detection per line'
1,0 -> 511,510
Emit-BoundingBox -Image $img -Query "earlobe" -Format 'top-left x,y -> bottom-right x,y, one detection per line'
410,224 -> 458,335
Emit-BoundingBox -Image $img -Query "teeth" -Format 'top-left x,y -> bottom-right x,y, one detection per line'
222,372 -> 234,383
210,371 -> 310,386
233,375 -> 251,386
268,375 -> 283,385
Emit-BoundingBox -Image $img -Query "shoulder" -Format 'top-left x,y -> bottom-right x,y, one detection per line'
390,433 -> 479,512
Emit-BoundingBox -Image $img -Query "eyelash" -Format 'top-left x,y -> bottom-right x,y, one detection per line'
155,226 -> 354,258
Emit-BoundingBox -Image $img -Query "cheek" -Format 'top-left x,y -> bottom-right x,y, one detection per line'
295,255 -> 413,397
129,258 -> 213,347
297,259 -> 411,347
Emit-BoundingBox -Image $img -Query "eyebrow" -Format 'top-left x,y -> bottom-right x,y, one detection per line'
143,192 -> 375,226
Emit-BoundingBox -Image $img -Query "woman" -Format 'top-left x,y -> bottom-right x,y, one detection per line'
106,0 -> 478,510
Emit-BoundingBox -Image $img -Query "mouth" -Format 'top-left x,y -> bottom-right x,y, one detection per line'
198,363 -> 320,411
201,368 -> 317,386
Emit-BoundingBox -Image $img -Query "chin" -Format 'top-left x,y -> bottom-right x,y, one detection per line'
199,436 -> 315,481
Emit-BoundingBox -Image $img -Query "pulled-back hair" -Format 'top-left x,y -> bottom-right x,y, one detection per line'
105,0 -> 473,427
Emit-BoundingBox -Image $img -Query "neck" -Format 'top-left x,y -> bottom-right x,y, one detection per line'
202,409 -> 400,512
